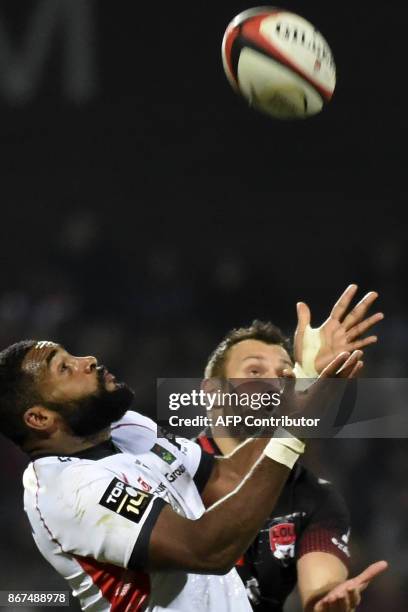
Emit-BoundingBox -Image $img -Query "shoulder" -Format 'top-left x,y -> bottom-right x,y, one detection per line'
294,466 -> 351,561
111,410 -> 157,433
23,457 -> 118,535
40,457 -> 111,489
24,456 -> 115,501
111,410 -> 157,453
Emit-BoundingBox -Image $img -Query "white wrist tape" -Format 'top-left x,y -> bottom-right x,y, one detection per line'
293,362 -> 315,391
273,426 -> 306,453
263,429 -> 305,469
299,324 -> 321,377
293,362 -> 308,378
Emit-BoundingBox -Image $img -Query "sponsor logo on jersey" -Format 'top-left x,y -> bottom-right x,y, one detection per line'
157,427 -> 182,451
269,521 -> 296,566
57,456 -> 72,462
331,528 -> 351,558
134,458 -> 151,470
151,443 -> 176,465
137,476 -> 152,492
165,464 -> 186,483
150,481 -> 185,516
99,478 -> 152,524
153,482 -> 167,495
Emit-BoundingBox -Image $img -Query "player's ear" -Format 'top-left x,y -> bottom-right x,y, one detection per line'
23,406 -> 60,433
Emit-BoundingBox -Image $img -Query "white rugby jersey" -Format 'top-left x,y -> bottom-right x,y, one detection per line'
23,410 -> 251,612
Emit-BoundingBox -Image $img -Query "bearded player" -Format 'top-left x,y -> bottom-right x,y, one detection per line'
196,285 -> 388,611
0,326 -> 365,610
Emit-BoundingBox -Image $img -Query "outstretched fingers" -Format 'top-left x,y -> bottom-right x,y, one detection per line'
330,284 -> 358,321
347,586 -> 361,608
346,360 -> 364,379
342,291 -> 379,331
318,351 -> 352,378
355,560 -> 389,591
314,561 -> 388,611
346,335 -> 377,351
306,351 -> 362,413
346,311 -> 384,341
336,350 -> 364,378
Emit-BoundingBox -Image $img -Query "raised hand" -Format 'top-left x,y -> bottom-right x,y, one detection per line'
314,560 -> 388,611
294,284 -> 384,375
279,350 -> 364,436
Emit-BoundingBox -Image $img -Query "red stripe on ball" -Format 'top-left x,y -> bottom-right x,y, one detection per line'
241,15 -> 334,101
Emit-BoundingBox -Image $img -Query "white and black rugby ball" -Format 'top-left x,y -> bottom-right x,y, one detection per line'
222,7 -> 336,119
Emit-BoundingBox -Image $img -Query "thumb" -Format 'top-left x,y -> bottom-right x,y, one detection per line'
296,302 -> 311,331
356,560 -> 389,592
294,302 -> 312,364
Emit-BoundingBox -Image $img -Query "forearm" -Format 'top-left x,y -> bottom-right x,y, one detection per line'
203,430 -> 296,507
201,437 -> 272,507
298,552 -> 348,611
149,455 -> 296,574
150,446 -> 299,574
222,437 -> 269,477
199,453 -> 290,571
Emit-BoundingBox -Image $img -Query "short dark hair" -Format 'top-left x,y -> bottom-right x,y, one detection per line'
205,320 -> 291,379
0,340 -> 40,445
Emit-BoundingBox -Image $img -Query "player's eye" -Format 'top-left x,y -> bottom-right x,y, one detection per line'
249,368 -> 261,376
60,362 -> 69,373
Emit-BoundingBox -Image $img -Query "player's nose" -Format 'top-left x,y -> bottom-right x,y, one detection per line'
81,356 -> 98,373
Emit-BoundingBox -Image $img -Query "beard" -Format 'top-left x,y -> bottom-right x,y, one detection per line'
45,373 -> 135,438
220,378 -> 283,441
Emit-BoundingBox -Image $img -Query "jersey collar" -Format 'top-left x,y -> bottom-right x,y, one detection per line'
30,438 -> 122,461
196,428 -> 224,455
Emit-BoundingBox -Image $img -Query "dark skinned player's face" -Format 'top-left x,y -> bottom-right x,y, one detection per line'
22,341 -> 134,437
23,342 -> 115,401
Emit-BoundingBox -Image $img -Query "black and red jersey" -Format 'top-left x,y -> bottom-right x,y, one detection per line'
197,432 -> 351,612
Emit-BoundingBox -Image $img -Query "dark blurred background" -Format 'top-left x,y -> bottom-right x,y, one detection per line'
0,0 -> 407,610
